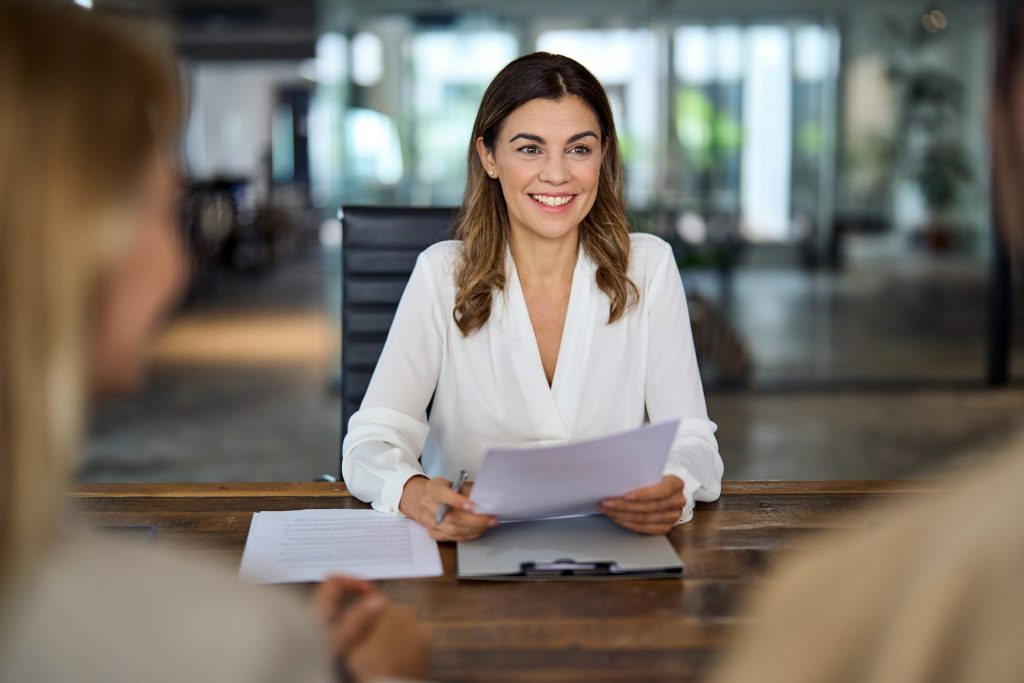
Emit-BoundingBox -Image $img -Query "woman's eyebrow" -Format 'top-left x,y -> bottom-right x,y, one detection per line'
509,133 -> 544,144
507,131 -> 599,144
567,131 -> 599,143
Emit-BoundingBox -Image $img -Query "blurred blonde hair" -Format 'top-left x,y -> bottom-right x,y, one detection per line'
0,2 -> 181,594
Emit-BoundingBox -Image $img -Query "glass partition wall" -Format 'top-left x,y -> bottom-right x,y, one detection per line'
84,1 -> 1019,484
312,2 -> 1009,387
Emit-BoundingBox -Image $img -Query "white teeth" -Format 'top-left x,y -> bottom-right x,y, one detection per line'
531,194 -> 573,207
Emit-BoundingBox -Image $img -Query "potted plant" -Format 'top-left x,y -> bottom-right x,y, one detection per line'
884,7 -> 976,252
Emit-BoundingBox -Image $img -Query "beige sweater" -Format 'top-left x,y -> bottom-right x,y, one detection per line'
0,529 -> 334,683
714,430 -> 1024,683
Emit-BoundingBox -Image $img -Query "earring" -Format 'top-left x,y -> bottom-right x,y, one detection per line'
488,170 -> 496,177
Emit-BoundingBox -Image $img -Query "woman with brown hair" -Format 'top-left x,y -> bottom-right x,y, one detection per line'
0,3 -> 426,681
343,52 -> 723,541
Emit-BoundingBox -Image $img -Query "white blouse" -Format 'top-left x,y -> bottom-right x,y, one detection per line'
341,233 -> 723,523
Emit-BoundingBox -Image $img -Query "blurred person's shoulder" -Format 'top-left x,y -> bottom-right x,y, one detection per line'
713,427 -> 1024,683
0,529 -> 333,683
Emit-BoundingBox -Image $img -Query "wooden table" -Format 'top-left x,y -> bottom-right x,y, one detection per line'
70,481 -> 934,683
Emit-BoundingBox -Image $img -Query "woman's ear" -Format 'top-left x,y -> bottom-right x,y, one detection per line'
475,136 -> 497,178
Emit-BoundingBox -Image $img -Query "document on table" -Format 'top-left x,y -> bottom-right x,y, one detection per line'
469,419 -> 680,522
239,509 -> 442,584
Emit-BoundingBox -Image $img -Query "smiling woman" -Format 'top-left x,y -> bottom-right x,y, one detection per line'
342,52 -> 724,542
456,53 -> 637,338
475,96 -> 606,385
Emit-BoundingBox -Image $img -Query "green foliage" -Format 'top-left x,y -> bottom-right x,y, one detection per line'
675,88 -> 742,171
915,140 -> 973,211
882,4 -> 975,214
797,122 -> 826,156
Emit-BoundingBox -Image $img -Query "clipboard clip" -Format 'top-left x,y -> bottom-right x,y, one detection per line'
519,559 -> 619,576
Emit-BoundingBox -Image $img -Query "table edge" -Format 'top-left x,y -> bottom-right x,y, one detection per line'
68,480 -> 940,499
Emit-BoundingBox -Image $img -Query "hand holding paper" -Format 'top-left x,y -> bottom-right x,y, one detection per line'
598,474 -> 687,535
469,420 -> 680,522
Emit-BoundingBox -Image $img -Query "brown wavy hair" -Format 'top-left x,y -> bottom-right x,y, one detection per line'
452,52 -> 638,335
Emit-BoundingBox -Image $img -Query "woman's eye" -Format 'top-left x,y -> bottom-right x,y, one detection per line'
518,145 -> 540,155
569,145 -> 591,156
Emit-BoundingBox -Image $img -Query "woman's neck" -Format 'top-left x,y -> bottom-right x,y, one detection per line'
509,225 -> 579,288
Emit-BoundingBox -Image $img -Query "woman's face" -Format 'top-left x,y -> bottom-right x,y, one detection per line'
90,157 -> 187,396
476,95 -> 605,248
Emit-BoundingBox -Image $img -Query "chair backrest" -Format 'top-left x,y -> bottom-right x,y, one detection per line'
339,205 -> 457,464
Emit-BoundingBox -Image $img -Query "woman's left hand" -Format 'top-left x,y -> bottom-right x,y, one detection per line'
598,475 -> 685,535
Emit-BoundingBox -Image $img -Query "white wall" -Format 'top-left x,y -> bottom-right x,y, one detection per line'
185,61 -> 305,186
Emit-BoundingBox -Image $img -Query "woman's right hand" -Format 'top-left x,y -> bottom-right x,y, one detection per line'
399,475 -> 498,542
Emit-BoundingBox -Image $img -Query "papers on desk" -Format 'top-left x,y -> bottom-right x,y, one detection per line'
470,419 -> 679,522
239,509 -> 442,584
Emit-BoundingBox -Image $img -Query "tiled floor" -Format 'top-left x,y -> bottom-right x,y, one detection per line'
712,388 -> 1024,480
82,249 -> 1024,484
686,258 -> 1024,384
84,253 -> 341,483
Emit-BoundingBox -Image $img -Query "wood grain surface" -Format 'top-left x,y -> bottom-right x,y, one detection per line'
69,481 -> 935,683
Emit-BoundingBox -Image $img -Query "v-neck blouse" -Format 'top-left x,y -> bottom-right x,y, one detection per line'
341,233 -> 723,524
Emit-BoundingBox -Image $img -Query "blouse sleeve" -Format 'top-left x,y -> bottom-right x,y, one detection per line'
341,250 -> 447,514
644,242 -> 724,524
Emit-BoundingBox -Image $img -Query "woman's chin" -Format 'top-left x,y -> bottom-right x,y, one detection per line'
515,213 -> 582,243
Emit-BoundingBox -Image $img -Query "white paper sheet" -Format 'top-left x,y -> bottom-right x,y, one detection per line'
469,419 -> 680,522
239,509 -> 442,584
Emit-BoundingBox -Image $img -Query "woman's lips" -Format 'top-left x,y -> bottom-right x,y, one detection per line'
528,193 -> 577,214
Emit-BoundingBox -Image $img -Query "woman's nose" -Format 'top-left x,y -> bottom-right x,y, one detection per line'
538,154 -> 569,185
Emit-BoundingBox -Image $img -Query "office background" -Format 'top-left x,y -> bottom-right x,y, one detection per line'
80,0 -> 1024,483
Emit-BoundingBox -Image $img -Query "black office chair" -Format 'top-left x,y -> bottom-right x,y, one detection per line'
338,205 -> 457,473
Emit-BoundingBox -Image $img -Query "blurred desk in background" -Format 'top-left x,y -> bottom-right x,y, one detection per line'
70,481 -> 936,683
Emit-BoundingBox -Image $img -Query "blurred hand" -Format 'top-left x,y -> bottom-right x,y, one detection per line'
346,600 -> 429,683
314,576 -> 429,683
399,475 -> 498,542
598,475 -> 685,535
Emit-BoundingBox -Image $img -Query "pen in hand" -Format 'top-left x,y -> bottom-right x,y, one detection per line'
434,470 -> 469,526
